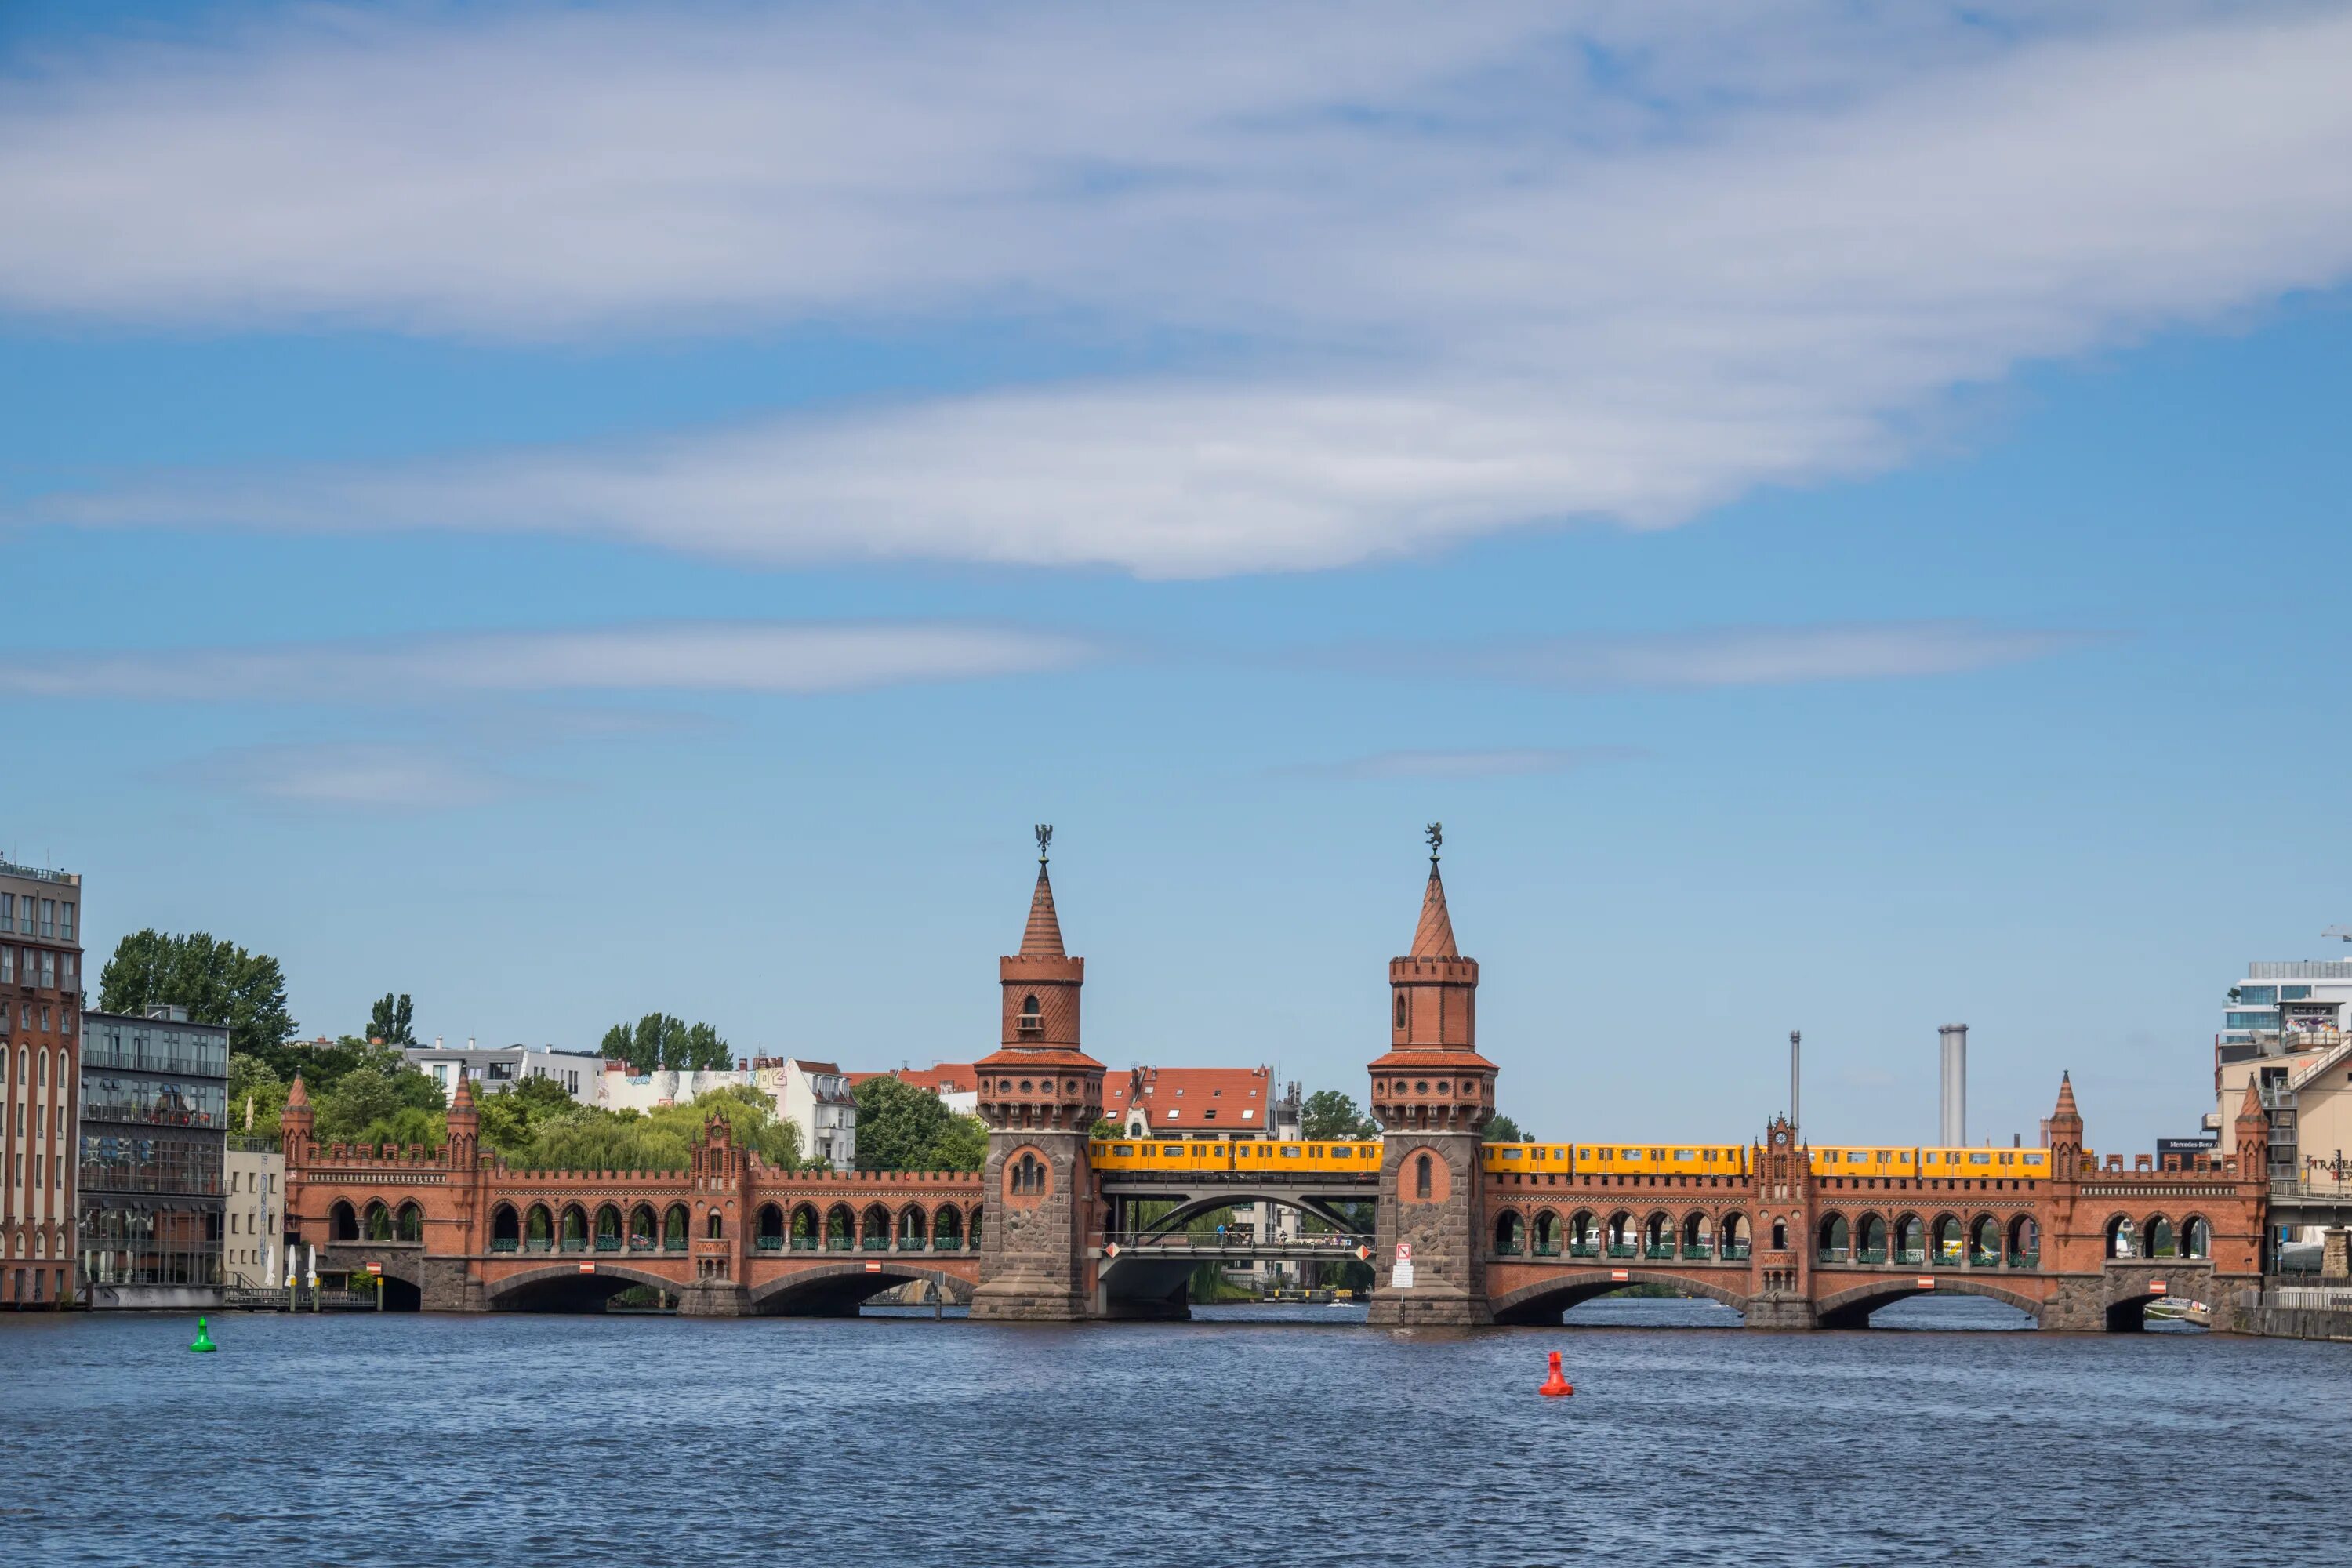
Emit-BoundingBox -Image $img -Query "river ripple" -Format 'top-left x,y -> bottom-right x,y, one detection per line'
5,1298 -> 2342,1567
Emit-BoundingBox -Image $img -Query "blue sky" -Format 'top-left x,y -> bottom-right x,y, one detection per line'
4,2 -> 2350,1152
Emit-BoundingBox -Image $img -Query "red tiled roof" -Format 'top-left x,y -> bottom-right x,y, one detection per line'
1105,1065 -> 1272,1132
1020,863 -> 1065,958
1410,861 -> 1459,959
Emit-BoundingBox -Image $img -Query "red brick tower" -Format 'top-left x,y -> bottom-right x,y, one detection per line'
1744,1114 -> 1817,1328
1367,827 -> 1496,1326
971,828 -> 1105,1321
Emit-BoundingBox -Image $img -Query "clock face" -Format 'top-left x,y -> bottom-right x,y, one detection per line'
1774,1132 -> 1788,1147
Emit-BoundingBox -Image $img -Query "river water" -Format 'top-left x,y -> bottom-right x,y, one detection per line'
5,1298 -> 2343,1567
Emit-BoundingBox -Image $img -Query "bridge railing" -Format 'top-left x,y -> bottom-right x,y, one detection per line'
2263,1284 -> 2352,1311
1109,1231 -> 1369,1253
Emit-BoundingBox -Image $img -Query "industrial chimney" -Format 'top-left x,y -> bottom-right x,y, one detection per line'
1939,1024 -> 1968,1145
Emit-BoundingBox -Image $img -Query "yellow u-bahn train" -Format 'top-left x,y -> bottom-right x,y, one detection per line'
1088,1138 -> 2057,1180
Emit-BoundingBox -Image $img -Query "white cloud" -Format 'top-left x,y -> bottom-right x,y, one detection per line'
1352,621 -> 2099,689
190,742 -> 520,810
9,3 -> 2352,575
0,620 -> 1094,703
1295,747 -> 1642,780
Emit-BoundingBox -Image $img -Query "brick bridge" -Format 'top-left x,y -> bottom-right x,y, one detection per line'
282,842 -> 2271,1329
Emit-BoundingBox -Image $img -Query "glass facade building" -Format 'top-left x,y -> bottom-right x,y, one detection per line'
78,1007 -> 229,1299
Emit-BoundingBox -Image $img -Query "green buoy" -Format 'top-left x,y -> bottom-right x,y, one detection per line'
189,1316 -> 217,1353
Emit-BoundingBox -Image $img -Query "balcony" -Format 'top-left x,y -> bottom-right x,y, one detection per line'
524,1239 -> 553,1253
594,1236 -> 621,1252
1569,1242 -> 1600,1258
790,1236 -> 818,1251
2008,1250 -> 2039,1269
1606,1243 -> 1637,1259
1969,1249 -> 2001,1269
1856,1247 -> 1887,1264
1494,1241 -> 1523,1257
1817,1249 -> 1848,1265
1682,1243 -> 1714,1261
898,1238 -> 929,1251
1896,1247 -> 1926,1265
826,1237 -> 854,1251
560,1238 -> 588,1253
1643,1243 -> 1675,1261
861,1236 -> 891,1252
756,1236 -> 785,1251
489,1238 -> 519,1253
1533,1243 -> 1561,1258
1720,1243 -> 1751,1261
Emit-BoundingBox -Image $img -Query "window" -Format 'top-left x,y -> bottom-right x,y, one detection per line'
1395,995 -> 1406,1029
0,947 -> 9,982
58,902 -> 73,941
706,1209 -> 724,1240
1415,1153 -> 1433,1199
0,893 -> 11,931
41,953 -> 54,989
40,899 -> 55,938
1203,1109 -> 1218,1121
60,955 -> 73,988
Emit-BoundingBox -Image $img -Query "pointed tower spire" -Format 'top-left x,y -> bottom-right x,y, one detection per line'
2053,1071 -> 2079,1122
1410,860 -> 1459,959
285,1072 -> 310,1109
1022,865 -> 1066,959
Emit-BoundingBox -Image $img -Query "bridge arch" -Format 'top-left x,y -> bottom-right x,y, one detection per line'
329,1200 -> 358,1241
1968,1214 -> 2000,1264
526,1204 -> 554,1250
932,1204 -> 964,1251
859,1204 -> 891,1249
1815,1276 -> 2044,1330
1856,1212 -> 1887,1261
560,1204 -> 589,1249
2104,1214 -> 2136,1259
396,1201 -> 424,1243
1819,1214 -> 1849,1261
789,1203 -> 818,1247
593,1204 -> 622,1249
746,1262 -> 975,1318
1567,1210 -> 1596,1250
485,1262 -> 680,1313
490,1203 -> 521,1249
897,1204 -> 927,1248
629,1204 -> 656,1250
826,1203 -> 855,1248
362,1200 -> 392,1241
757,1203 -> 786,1248
2180,1214 -> 2211,1259
1489,1269 -> 1750,1326
1495,1210 -> 1526,1254
1530,1209 -> 1559,1254
663,1204 -> 688,1249
2142,1215 -> 2176,1259
1132,1192 -> 1365,1240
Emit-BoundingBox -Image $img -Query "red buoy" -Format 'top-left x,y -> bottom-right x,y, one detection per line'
1538,1350 -> 1571,1397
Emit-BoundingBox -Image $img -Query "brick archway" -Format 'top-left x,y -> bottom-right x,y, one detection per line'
484,1262 -> 680,1312
1488,1269 -> 1751,1325
746,1262 -> 976,1318
1813,1276 -> 2045,1330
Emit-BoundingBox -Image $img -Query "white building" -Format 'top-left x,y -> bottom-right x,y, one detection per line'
405,1040 -> 601,1105
763,1058 -> 857,1171
594,1055 -> 858,1171
224,1135 -> 283,1288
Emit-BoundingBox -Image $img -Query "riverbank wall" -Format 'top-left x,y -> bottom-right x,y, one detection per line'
2240,1286 -> 2352,1342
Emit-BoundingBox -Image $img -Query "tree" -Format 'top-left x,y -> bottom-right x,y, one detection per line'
1089,1117 -> 1120,1139
601,1013 -> 732,1073
314,1063 -> 446,1144
930,1114 -> 989,1171
227,1054 -> 289,1138
853,1075 -> 954,1171
1301,1089 -> 1376,1141
367,993 -> 417,1046
1483,1113 -> 1526,1143
99,930 -> 296,1064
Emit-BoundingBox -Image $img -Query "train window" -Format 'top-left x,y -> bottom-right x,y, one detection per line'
1578,1148 -> 1592,1160
1112,1145 -> 1134,1157
1621,1149 -> 1641,1161
2022,1153 -> 2045,1167
1673,1149 -> 1696,1162
1360,1146 -> 1377,1159
1283,1147 -> 1303,1159
1969,1152 -> 1991,1165
1502,1148 -> 1524,1160
1163,1146 -> 1182,1157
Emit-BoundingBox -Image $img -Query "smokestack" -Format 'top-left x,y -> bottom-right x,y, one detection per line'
1940,1024 -> 1968,1145
1789,1029 -> 1802,1133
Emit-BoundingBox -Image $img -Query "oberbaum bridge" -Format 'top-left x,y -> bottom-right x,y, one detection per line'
281,833 -> 2272,1331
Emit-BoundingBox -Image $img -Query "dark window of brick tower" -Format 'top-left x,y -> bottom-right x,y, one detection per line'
1415,1154 -> 1432,1200
1395,996 -> 1406,1028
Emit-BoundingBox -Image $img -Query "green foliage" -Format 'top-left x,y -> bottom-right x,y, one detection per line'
366,993 -> 417,1046
99,929 -> 296,1063
227,1054 -> 289,1138
484,1083 -> 802,1174
600,1013 -> 733,1072
1089,1117 -> 1120,1139
1301,1089 -> 1376,1141
1483,1113 -> 1526,1143
314,1063 -> 447,1145
851,1075 -> 986,1171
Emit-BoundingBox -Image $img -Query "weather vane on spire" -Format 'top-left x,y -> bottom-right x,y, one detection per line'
1425,821 -> 1443,862
1035,823 -> 1053,863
